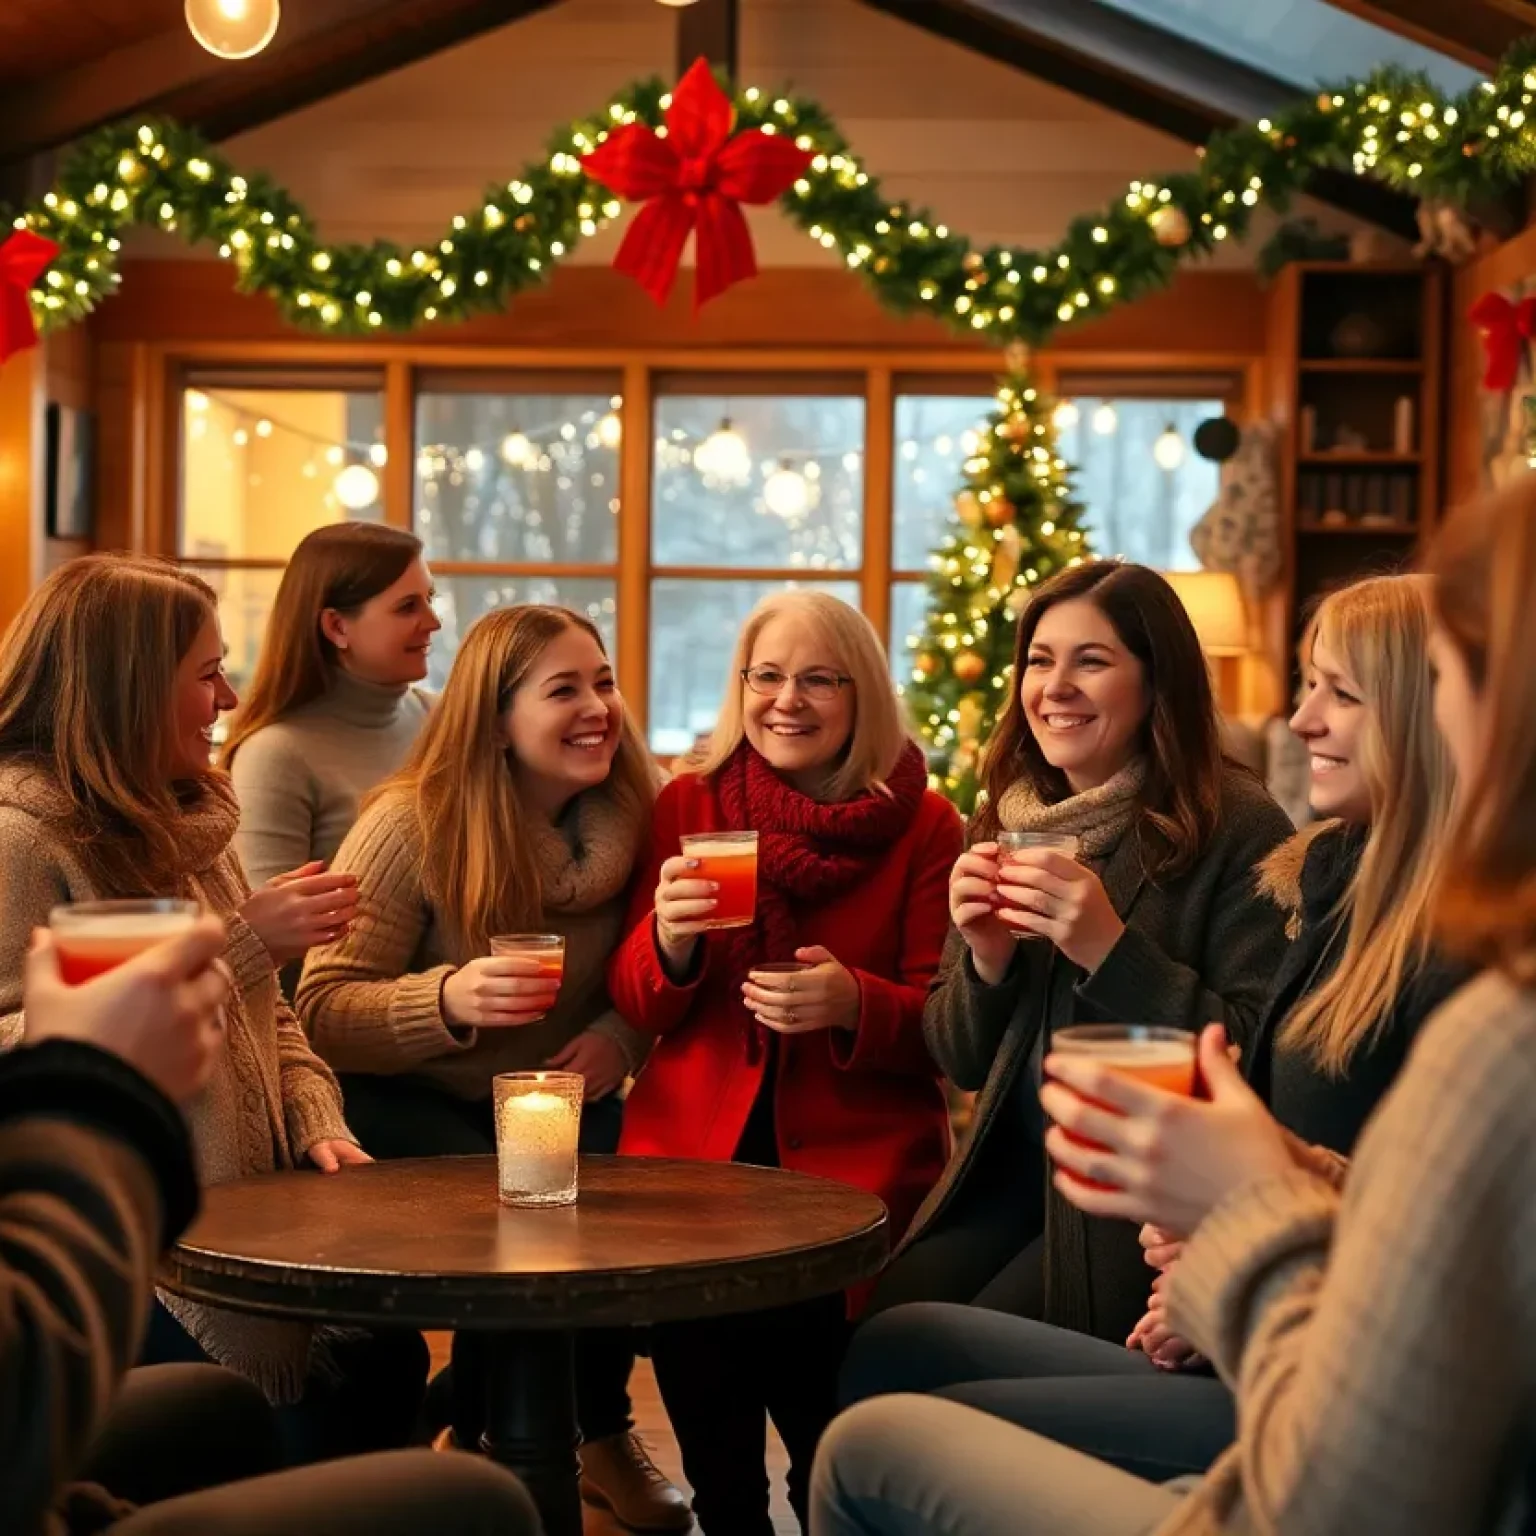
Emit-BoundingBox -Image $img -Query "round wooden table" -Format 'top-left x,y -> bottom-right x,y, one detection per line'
164,1155 -> 889,1535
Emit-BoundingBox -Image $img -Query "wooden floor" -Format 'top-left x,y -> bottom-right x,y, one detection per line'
426,1334 -> 799,1535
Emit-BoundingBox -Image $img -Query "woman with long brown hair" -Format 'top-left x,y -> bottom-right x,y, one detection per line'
0,553 -> 425,1467
813,456 -> 1536,1536
222,522 -> 438,892
871,560 -> 1293,1348
295,604 -> 687,1531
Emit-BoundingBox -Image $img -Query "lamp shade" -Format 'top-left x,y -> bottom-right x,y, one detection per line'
1161,570 -> 1247,656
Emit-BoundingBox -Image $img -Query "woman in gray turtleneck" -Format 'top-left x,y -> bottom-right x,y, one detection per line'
223,524 -> 438,890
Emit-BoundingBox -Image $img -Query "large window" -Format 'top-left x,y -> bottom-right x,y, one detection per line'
174,364 -> 1239,744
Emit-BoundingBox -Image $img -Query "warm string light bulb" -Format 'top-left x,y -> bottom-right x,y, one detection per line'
695,419 -> 752,487
185,0 -> 281,60
1052,401 -> 1080,432
333,463 -> 380,511
762,460 -> 810,520
1091,404 -> 1119,436
1152,424 -> 1186,471
500,431 -> 535,469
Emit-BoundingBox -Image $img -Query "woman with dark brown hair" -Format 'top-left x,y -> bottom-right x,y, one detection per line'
870,561 -> 1293,1346
223,522 -> 439,892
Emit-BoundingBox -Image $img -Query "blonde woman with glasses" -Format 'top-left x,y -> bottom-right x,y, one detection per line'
609,590 -> 963,1535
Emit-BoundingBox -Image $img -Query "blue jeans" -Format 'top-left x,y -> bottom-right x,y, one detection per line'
811,1396 -> 1186,1536
839,1305 -> 1234,1483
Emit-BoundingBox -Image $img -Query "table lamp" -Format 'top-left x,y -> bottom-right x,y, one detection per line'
1160,569 -> 1247,708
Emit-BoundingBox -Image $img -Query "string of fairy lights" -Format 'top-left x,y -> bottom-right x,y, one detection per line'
12,44 -> 1536,345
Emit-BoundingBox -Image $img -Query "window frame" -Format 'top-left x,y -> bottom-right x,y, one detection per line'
152,345 -> 1262,731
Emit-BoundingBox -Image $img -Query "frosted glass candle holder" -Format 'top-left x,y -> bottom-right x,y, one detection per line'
493,1072 -> 584,1208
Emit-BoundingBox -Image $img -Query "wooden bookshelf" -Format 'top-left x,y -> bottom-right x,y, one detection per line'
1268,260 -> 1445,661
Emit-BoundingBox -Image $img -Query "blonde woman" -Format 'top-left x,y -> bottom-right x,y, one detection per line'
608,590 -> 963,1536
223,523 -> 438,892
0,554 -> 424,1467
838,573 -> 1466,1484
295,605 -> 687,1532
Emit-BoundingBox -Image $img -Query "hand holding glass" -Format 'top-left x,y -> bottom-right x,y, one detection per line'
676,831 -> 758,931
444,936 -> 564,1028
996,832 -> 1081,940
50,900 -> 203,984
1046,1025 -> 1196,1190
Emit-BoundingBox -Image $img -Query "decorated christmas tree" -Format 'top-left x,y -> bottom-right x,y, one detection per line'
902,366 -> 1091,813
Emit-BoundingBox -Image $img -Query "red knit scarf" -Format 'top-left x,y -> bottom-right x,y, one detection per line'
713,740 -> 928,1046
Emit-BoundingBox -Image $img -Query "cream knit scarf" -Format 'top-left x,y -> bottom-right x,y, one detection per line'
993,757 -> 1148,861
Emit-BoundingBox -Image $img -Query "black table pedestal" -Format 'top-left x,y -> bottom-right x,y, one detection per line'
482,1328 -> 582,1536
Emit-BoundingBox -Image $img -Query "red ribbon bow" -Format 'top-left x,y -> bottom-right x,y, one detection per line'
1469,290 -> 1536,392
581,58 -> 813,309
0,229 -> 60,366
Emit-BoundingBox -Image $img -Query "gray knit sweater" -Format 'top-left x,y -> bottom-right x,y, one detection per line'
229,668 -> 431,889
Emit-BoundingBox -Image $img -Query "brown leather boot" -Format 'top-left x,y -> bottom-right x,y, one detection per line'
580,1431 -> 693,1532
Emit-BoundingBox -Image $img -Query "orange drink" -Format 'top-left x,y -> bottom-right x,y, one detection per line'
490,934 -> 565,1021
680,831 -> 758,931
50,900 -> 202,986
1049,1025 -> 1196,1189
997,831 -> 1080,939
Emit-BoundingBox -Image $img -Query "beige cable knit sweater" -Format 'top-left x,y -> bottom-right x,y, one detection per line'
1158,967 -> 1536,1535
0,761 -> 354,1399
296,787 -> 649,1099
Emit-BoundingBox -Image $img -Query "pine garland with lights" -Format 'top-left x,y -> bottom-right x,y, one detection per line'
10,43 -> 1536,343
902,370 -> 1090,812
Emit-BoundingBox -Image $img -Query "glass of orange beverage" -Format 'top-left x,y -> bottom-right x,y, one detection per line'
49,899 -> 202,986
1049,1025 -> 1196,1189
679,831 -> 758,931
996,832 -> 1081,940
489,934 -> 566,1021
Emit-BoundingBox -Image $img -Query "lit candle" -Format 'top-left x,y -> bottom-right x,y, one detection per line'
494,1078 -> 582,1207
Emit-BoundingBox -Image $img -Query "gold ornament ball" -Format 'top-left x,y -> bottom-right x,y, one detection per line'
963,251 -> 985,273
953,651 -> 987,684
955,490 -> 984,527
985,497 -> 1016,528
998,413 -> 1029,443
913,652 -> 941,679
1149,205 -> 1191,248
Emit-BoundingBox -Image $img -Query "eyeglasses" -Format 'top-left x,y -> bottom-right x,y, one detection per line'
741,666 -> 852,703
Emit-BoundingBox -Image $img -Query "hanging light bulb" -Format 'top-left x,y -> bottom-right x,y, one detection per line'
500,430 -> 535,469
597,410 -> 623,449
333,463 -> 380,511
368,443 -> 388,467
695,418 -> 752,487
1091,403 -> 1119,436
1052,400 -> 1080,431
1152,423 -> 1186,471
185,0 -> 281,60
762,459 -> 810,520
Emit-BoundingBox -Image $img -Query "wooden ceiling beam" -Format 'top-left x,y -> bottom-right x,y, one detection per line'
855,0 -> 1422,238
677,0 -> 739,84
0,0 -> 561,171
1317,0 -> 1524,70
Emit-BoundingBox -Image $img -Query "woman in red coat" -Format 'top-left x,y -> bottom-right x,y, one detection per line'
609,590 -> 961,1536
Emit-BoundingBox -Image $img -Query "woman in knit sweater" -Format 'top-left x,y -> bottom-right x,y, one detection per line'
295,603 -> 688,1532
222,523 -> 437,892
878,561 -> 1292,1348
839,573 -> 1468,1480
609,591 -> 963,1536
0,554 -> 425,1466
814,481 -> 1536,1535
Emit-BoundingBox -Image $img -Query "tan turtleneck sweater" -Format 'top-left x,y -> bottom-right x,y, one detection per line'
228,668 -> 432,889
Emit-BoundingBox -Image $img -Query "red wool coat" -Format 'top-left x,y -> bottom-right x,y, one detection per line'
609,771 -> 963,1256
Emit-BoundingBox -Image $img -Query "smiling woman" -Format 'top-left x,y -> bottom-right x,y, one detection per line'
874,559 -> 1292,1350
291,603 -> 686,1522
